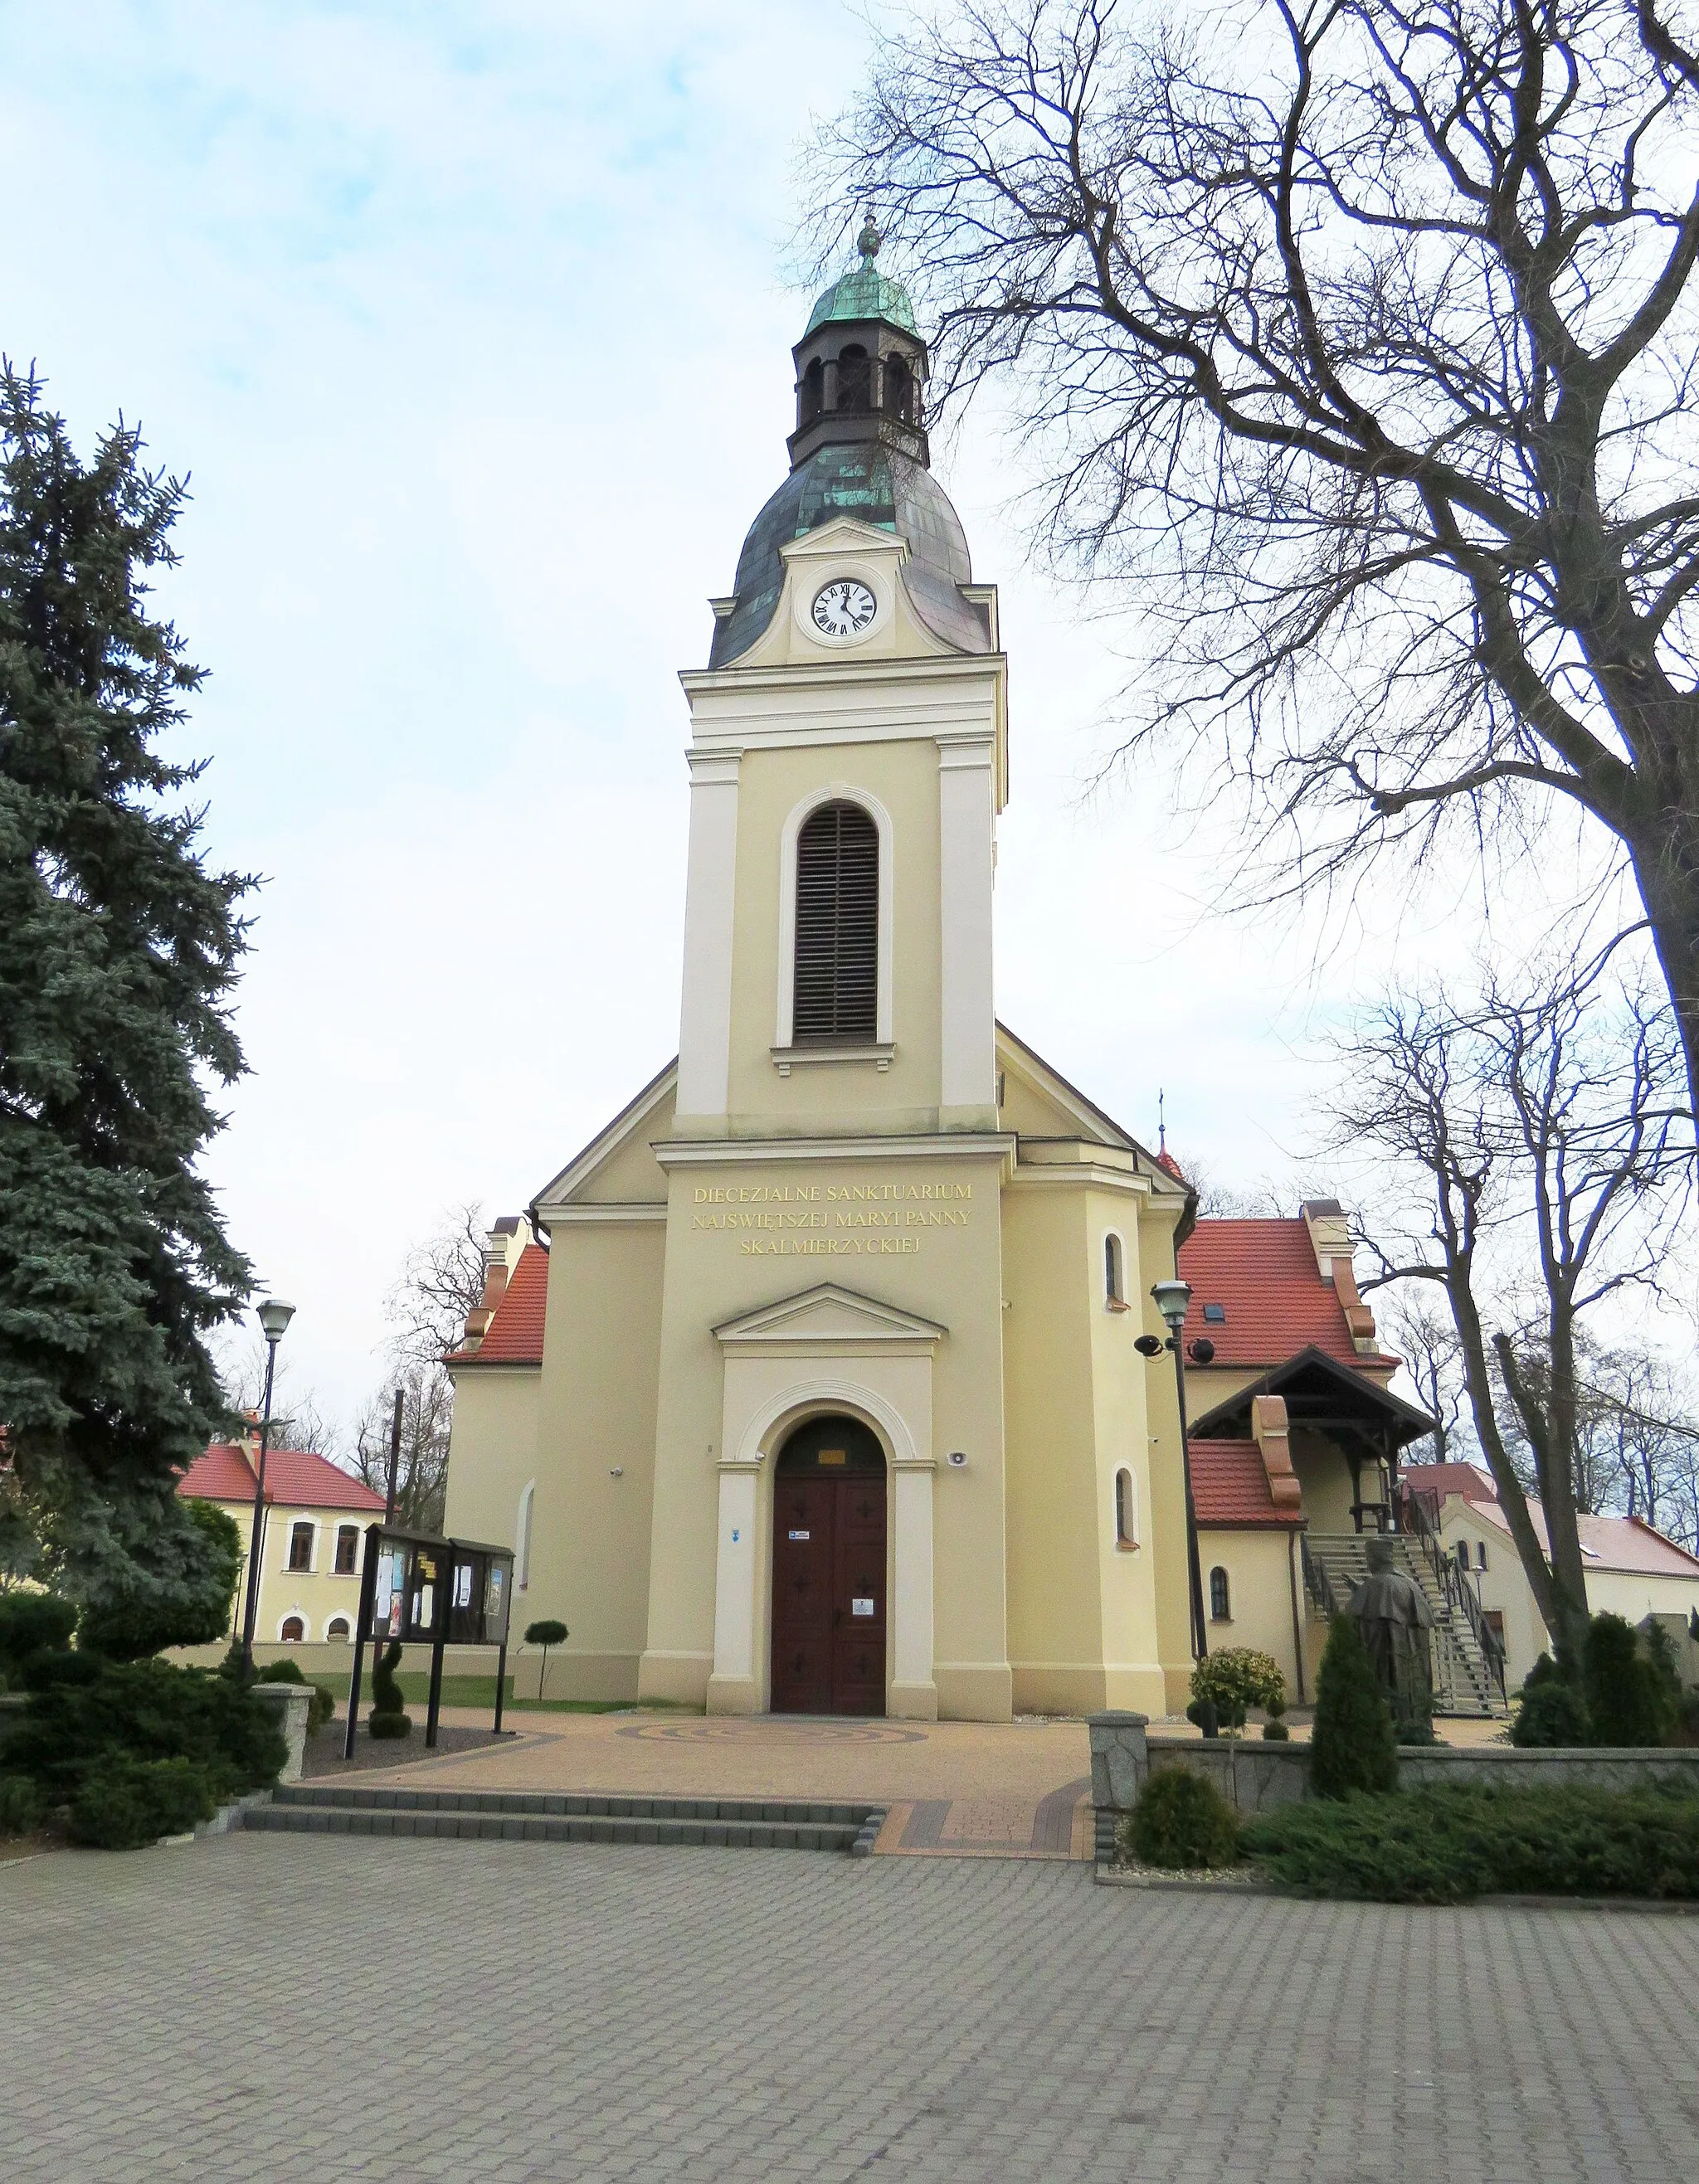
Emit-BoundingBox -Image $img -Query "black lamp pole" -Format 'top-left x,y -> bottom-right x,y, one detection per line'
1147,1279 -> 1209,1662
239,1298 -> 295,1674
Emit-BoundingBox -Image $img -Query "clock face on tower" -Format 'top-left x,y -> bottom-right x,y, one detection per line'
811,579 -> 878,639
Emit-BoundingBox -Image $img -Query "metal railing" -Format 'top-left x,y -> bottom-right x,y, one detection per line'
1398,1486 -> 1507,1706
1299,1534 -> 1341,1622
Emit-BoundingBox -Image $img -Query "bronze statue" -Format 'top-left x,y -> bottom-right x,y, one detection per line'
1346,1537 -> 1436,1739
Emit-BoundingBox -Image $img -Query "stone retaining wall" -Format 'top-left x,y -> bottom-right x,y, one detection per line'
1088,1710 -> 1699,1858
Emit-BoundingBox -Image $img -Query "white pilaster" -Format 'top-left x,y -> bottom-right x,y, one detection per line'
676,751 -> 741,1119
890,1458 -> 938,1719
706,1458 -> 761,1714
937,732 -> 997,1118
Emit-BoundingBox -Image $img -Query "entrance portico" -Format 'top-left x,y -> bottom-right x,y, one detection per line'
706,1284 -> 942,1719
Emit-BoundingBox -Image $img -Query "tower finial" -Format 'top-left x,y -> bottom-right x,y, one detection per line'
1158,1087 -> 1166,1155
857,212 -> 881,260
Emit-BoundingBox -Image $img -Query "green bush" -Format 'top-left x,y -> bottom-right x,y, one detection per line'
1124,1766 -> 1241,1870
1584,1613 -> 1673,1747
1243,1783 -> 1699,1903
4,1658 -> 285,1806
367,1641 -> 411,1739
0,1593 -> 79,1674
1512,1679 -> 1590,1748
256,1660 -> 335,1735
1309,1615 -> 1398,1799
19,1647 -> 105,1692
68,1758 -> 218,1850
1190,1647 -> 1286,1735
1184,1697 -> 1219,1737
77,1501 -> 244,1661
0,1773 -> 43,1836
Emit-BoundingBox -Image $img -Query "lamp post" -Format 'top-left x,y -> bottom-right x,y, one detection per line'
1143,1277 -> 1210,1663
239,1297 -> 296,1675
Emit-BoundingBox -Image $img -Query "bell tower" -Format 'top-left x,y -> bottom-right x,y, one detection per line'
674,231 -> 1008,1141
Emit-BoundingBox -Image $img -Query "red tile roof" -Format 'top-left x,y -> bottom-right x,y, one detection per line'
178,1443 -> 385,1513
455,1242 -> 548,1364
1404,1463 -> 1699,1578
1190,1439 -> 1306,1528
1177,1218 -> 1392,1369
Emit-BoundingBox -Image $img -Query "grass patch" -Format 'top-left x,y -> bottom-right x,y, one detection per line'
1242,1783 -> 1699,1904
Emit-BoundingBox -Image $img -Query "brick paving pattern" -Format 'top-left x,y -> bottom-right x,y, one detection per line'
5,1833 -> 1697,2182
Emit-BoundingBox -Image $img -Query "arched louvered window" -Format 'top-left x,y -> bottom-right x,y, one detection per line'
835,344 -> 872,412
794,801 -> 879,1043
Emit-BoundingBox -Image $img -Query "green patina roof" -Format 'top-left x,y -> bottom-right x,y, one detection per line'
804,226 -> 918,338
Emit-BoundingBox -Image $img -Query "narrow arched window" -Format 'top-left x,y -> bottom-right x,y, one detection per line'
325,1616 -> 351,1642
1115,1467 -> 1137,1546
801,357 -> 824,425
1456,1540 -> 1470,1571
1209,1566 -> 1230,1622
334,1524 -> 359,1574
288,1521 -> 314,1572
794,802 -> 879,1042
884,353 -> 914,422
280,1615 -> 305,1643
1475,1540 -> 1487,1571
1104,1233 -> 1124,1305
836,344 -> 871,411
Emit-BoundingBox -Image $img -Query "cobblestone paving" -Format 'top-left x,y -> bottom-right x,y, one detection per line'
5,1833 -> 1697,2182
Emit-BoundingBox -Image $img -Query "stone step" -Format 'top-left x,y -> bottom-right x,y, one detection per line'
243,1785 -> 885,1855
1306,1535 -> 1502,1717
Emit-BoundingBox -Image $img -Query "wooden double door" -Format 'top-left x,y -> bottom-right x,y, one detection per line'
770,1416 -> 887,1716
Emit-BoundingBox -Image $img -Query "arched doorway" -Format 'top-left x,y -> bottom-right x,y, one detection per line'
770,1414 -> 886,1715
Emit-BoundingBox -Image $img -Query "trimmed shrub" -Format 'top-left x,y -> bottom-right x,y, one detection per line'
1512,1679 -> 1590,1748
19,1647 -> 105,1692
1262,1689 -> 1292,1742
368,1641 -> 411,1740
1583,1613 -> 1673,1747
524,1618 -> 569,1696
0,1593 -> 79,1674
1308,1614 -> 1398,1799
77,1501 -> 244,1661
1125,1767 -> 1240,1870
1190,1647 -> 1286,1736
68,1758 -> 218,1850
256,1659 -> 335,1735
1243,1783 -> 1699,1904
1184,1698 -> 1219,1738
0,1773 -> 43,1836
4,1658 -> 285,1806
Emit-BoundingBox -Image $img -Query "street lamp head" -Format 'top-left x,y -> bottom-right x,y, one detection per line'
1151,1278 -> 1192,1332
256,1297 -> 296,1345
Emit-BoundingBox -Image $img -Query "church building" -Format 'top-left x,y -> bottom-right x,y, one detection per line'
442,236 -> 1439,1721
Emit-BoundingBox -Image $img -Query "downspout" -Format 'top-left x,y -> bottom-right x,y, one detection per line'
1288,1528 -> 1307,1703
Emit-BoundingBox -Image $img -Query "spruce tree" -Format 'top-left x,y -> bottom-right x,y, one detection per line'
0,365 -> 252,1607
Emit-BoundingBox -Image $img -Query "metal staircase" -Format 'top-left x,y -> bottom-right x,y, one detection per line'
1302,1530 -> 1507,1718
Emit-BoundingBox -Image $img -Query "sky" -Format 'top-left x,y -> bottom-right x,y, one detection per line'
0,1 -> 1631,1437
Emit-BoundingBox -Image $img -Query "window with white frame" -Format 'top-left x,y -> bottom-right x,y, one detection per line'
325,1616 -> 351,1642
1209,1566 -> 1231,1622
1104,1233 -> 1126,1306
334,1524 -> 359,1574
288,1521 -> 314,1572
516,1480 -> 536,1591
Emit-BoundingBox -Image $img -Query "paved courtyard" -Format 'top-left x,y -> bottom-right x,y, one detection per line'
6,1833 -> 1697,2183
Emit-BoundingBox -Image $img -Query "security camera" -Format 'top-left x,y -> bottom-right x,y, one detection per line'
947,1450 -> 968,1469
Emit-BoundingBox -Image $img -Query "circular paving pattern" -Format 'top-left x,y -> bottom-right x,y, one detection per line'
616,1719 -> 929,1744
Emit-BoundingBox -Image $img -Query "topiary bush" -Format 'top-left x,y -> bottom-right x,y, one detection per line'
1124,1766 -> 1241,1870
368,1641 -> 411,1739
1309,1614 -> 1398,1799
0,1773 -> 43,1836
256,1659 -> 335,1735
1583,1612 -> 1674,1747
1243,1783 -> 1699,1903
1190,1647 -> 1286,1737
1512,1678 -> 1590,1748
0,1593 -> 79,1678
68,1757 -> 218,1850
524,1618 -> 569,1698
1184,1697 -> 1219,1738
4,1658 -> 285,1809
1262,1689 -> 1291,1741
76,1501 -> 245,1661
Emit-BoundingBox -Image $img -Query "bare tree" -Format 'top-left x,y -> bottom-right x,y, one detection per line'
220,1336 -> 338,1457
385,1202 -> 486,1369
1336,947 -> 1690,1657
1380,1289 -> 1472,1463
815,0 -> 1699,1108
348,1364 -> 455,1535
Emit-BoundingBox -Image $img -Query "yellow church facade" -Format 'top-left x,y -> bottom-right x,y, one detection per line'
443,239 -> 1438,1723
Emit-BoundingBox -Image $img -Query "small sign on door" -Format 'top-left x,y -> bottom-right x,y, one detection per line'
851,1597 -> 875,1617
788,1530 -> 810,1540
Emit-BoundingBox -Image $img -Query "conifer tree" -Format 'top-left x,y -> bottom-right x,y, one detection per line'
0,365 -> 252,1606
1309,1615 -> 1399,1801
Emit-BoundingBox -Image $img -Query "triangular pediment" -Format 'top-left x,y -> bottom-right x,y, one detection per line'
713,1283 -> 947,1348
